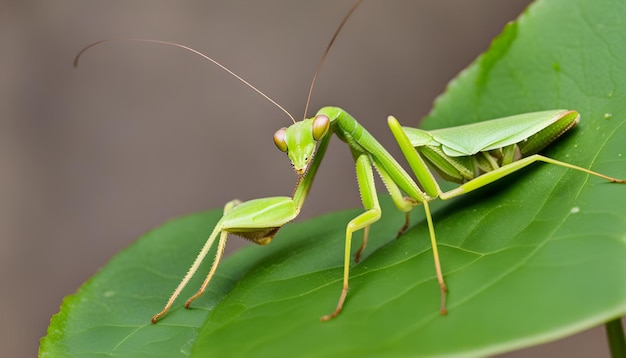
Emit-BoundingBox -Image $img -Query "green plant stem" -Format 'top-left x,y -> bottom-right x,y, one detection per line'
605,318 -> 626,358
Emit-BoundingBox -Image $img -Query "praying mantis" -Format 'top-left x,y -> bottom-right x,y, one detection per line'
74,0 -> 626,324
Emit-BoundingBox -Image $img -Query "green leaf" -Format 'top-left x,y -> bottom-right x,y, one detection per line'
41,0 -> 626,356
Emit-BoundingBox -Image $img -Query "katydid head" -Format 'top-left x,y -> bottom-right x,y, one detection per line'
273,114 -> 330,176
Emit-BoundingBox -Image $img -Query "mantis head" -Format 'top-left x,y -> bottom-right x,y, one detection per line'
273,114 -> 330,176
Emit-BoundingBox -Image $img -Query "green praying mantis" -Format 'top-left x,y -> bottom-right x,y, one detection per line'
74,0 -> 626,324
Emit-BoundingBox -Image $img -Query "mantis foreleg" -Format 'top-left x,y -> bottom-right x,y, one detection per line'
151,200 -> 239,323
151,117 -> 333,323
184,202 -> 237,308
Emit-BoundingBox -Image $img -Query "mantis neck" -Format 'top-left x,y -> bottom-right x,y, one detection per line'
292,130 -> 333,210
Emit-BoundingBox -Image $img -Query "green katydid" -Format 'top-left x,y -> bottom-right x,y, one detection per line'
74,1 -> 626,324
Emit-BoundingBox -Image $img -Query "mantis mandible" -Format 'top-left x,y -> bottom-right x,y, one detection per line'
74,0 -> 626,324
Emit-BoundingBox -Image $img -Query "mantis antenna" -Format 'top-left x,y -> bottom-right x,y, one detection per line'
302,0 -> 362,120
74,0 -> 363,124
73,38 -> 297,124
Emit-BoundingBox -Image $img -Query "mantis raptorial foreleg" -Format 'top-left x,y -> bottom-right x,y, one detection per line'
183,201 -> 238,309
148,120 -> 332,323
150,196 -> 298,323
151,200 -> 237,323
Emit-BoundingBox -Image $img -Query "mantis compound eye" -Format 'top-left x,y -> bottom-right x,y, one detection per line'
273,127 -> 288,152
312,115 -> 330,140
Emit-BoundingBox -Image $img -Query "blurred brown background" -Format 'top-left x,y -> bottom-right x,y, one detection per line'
0,1 -> 615,357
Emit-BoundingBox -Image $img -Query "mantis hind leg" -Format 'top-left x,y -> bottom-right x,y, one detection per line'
321,154 -> 381,321
440,154 -> 626,200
